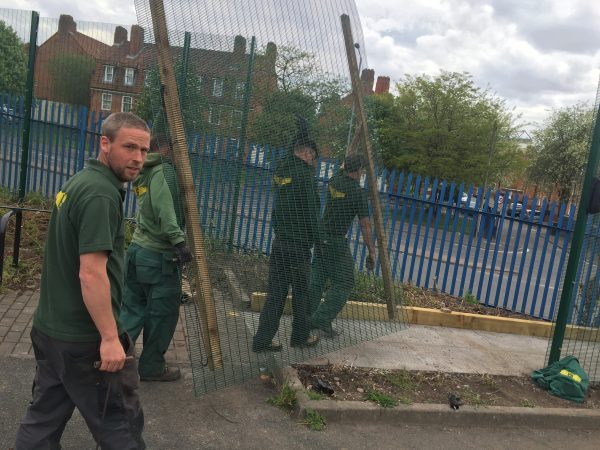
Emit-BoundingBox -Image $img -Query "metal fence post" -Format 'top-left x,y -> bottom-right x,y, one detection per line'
549,104 -> 600,363
17,10 -> 39,202
227,36 -> 256,252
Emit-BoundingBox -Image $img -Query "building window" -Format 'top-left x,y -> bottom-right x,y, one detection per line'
212,78 -> 224,97
124,68 -> 135,86
208,106 -> 221,125
101,93 -> 112,111
144,70 -> 151,87
122,96 -> 133,112
103,65 -> 114,83
231,110 -> 242,128
235,81 -> 246,100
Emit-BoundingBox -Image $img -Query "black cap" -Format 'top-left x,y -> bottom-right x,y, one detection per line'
293,116 -> 318,156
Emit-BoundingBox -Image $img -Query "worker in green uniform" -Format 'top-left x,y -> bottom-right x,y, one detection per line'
252,131 -> 321,352
120,134 -> 191,382
309,153 -> 375,337
16,112 -> 149,449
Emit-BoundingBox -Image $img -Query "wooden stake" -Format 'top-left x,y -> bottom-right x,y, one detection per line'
341,14 -> 398,319
149,0 -> 222,368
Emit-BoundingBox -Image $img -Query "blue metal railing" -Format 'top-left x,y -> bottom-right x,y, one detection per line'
0,92 -> 583,320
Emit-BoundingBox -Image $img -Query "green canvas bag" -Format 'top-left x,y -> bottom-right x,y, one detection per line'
532,355 -> 589,403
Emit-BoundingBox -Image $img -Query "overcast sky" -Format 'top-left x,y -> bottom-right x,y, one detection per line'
2,0 -> 599,131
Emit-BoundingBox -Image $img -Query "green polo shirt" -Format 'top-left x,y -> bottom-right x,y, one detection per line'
322,170 -> 369,237
271,153 -> 321,246
33,159 -> 126,342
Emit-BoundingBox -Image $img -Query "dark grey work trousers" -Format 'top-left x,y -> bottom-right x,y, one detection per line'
15,327 -> 145,449
253,237 -> 312,347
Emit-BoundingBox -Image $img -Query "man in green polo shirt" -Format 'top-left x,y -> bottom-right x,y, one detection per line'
16,112 -> 150,449
120,134 -> 191,382
309,153 -> 376,337
252,133 -> 321,352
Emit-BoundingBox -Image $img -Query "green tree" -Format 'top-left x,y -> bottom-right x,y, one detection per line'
252,45 -> 349,152
527,103 -> 594,204
135,62 -> 207,134
0,21 -> 27,95
370,71 -> 522,186
251,89 -> 316,148
48,54 -> 95,106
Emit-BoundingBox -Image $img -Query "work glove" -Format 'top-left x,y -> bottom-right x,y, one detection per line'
173,242 -> 192,264
366,253 -> 375,271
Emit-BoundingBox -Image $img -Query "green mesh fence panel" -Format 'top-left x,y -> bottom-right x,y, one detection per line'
546,84 -> 600,383
132,0 -> 408,395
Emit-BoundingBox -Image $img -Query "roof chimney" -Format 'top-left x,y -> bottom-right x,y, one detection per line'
58,15 -> 77,34
233,35 -> 246,56
360,68 -> 375,95
114,26 -> 128,45
130,25 -> 143,55
375,76 -> 390,94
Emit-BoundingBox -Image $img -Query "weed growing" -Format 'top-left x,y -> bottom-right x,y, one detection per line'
267,382 -> 297,412
365,388 -> 398,408
303,409 -> 326,431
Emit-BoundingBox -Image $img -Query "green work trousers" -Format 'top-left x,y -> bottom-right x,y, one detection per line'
121,243 -> 181,378
309,236 -> 354,328
253,237 -> 312,347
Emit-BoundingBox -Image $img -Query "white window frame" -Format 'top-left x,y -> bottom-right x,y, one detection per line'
231,110 -> 242,129
103,65 -> 114,83
143,70 -> 151,87
212,78 -> 224,97
235,81 -> 245,100
121,96 -> 133,112
101,93 -> 112,111
124,68 -> 135,86
208,106 -> 216,124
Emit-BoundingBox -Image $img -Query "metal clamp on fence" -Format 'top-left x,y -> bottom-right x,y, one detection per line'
0,208 -> 23,285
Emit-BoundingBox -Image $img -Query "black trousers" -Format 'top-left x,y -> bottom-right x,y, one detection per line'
253,237 -> 311,347
15,327 -> 145,450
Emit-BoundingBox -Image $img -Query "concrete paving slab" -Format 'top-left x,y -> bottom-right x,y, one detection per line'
305,324 -> 548,376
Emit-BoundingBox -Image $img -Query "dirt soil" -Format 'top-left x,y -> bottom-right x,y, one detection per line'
295,364 -> 600,409
1,205 -> 549,325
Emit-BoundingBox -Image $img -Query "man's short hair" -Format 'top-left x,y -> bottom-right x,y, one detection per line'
344,153 -> 364,173
101,112 -> 150,141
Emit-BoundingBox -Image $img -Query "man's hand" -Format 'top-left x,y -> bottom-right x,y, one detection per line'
366,253 -> 375,271
98,336 -> 126,372
174,242 -> 192,264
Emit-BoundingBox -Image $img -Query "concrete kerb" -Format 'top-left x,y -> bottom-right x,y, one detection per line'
276,367 -> 600,430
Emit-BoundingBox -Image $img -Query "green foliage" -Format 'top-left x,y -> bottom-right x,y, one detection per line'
252,89 -> 316,148
370,71 -> 522,186
267,382 -> 298,411
527,103 -> 594,203
252,45 -> 350,154
306,390 -> 326,400
135,62 -> 207,134
385,370 -> 415,392
0,21 -> 26,95
464,291 -> 479,305
365,388 -> 398,408
303,409 -> 326,431
520,399 -> 535,408
48,54 -> 95,106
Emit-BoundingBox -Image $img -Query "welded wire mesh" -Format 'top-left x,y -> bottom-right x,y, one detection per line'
133,0 -> 408,395
545,84 -> 600,383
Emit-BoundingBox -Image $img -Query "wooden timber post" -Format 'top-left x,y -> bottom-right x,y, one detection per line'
341,14 -> 397,319
149,0 -> 222,368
